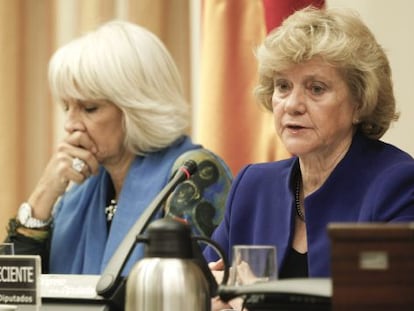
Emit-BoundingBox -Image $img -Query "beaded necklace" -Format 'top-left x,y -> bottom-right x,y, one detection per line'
105,199 -> 117,222
295,173 -> 305,222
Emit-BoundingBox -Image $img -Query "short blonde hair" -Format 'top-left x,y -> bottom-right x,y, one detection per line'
255,7 -> 399,139
49,20 -> 190,154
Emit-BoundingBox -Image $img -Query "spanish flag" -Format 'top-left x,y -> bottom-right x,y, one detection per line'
197,0 -> 325,175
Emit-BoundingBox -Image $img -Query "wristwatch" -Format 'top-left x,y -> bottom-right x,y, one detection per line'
17,202 -> 52,228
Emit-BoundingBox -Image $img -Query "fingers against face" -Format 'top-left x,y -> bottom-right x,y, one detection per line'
65,131 -> 97,154
58,132 -> 99,184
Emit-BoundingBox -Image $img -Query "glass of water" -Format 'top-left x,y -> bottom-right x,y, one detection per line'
229,245 -> 277,286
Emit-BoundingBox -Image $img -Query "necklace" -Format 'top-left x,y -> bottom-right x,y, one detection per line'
295,174 -> 305,222
105,199 -> 117,222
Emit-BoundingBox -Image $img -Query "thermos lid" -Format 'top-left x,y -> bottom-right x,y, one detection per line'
144,218 -> 193,259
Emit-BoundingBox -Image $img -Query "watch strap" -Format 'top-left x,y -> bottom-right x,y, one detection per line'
18,202 -> 52,228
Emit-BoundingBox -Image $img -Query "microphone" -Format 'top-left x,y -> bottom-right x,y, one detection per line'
96,160 -> 198,300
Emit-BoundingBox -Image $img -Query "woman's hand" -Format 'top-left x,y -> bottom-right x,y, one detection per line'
42,131 -> 99,190
233,260 -> 258,285
26,131 -> 99,220
209,259 -> 245,311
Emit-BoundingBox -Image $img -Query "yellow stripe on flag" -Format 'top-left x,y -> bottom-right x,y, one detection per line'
196,0 -> 290,175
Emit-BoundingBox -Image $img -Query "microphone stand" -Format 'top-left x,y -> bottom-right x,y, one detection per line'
95,160 -> 197,310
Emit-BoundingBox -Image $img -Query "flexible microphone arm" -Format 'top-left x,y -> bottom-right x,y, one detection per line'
96,159 -> 198,298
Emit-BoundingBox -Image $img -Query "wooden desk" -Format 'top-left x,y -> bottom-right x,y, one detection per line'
329,222 -> 414,311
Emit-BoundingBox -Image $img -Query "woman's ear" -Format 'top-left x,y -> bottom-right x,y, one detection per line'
352,103 -> 362,125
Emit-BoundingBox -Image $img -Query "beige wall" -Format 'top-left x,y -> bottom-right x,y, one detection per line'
0,0 -> 189,241
327,0 -> 414,156
1,1 -> 413,241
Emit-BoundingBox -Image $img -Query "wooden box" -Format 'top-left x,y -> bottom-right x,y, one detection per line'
328,222 -> 414,311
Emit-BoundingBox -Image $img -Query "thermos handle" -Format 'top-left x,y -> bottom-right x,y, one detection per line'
191,236 -> 230,297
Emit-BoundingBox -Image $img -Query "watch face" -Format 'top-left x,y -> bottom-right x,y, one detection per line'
18,202 -> 51,228
18,203 -> 31,224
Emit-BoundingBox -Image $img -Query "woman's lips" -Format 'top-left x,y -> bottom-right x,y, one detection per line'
287,124 -> 304,129
285,122 -> 306,129
284,123 -> 308,134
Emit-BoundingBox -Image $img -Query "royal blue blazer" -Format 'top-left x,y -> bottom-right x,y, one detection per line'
204,131 -> 414,277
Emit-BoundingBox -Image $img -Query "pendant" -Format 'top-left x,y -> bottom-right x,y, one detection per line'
105,199 -> 117,222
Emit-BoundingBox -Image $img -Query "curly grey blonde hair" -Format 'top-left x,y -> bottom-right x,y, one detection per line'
255,6 -> 399,139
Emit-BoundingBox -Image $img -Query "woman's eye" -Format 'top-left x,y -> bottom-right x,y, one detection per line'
310,83 -> 326,95
274,80 -> 290,93
84,106 -> 97,113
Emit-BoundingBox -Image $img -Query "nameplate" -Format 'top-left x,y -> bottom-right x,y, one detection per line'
40,274 -> 102,300
0,255 -> 41,308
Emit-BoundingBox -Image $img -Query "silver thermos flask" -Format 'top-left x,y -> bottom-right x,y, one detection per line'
125,218 -> 229,311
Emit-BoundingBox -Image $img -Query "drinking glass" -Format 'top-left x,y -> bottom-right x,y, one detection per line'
229,245 -> 277,286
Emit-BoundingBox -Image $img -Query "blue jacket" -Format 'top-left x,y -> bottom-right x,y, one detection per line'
204,132 -> 414,277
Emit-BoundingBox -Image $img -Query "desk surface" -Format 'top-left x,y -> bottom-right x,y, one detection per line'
13,304 -> 109,311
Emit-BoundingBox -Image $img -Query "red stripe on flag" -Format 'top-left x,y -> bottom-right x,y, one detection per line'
263,0 -> 325,33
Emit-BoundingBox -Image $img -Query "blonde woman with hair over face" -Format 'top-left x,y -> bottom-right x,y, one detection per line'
205,6 -> 414,310
6,20 -> 232,275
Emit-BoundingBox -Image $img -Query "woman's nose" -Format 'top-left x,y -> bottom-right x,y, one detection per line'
64,109 -> 85,133
284,88 -> 306,114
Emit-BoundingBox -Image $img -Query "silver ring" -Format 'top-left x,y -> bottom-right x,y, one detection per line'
72,157 -> 85,173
